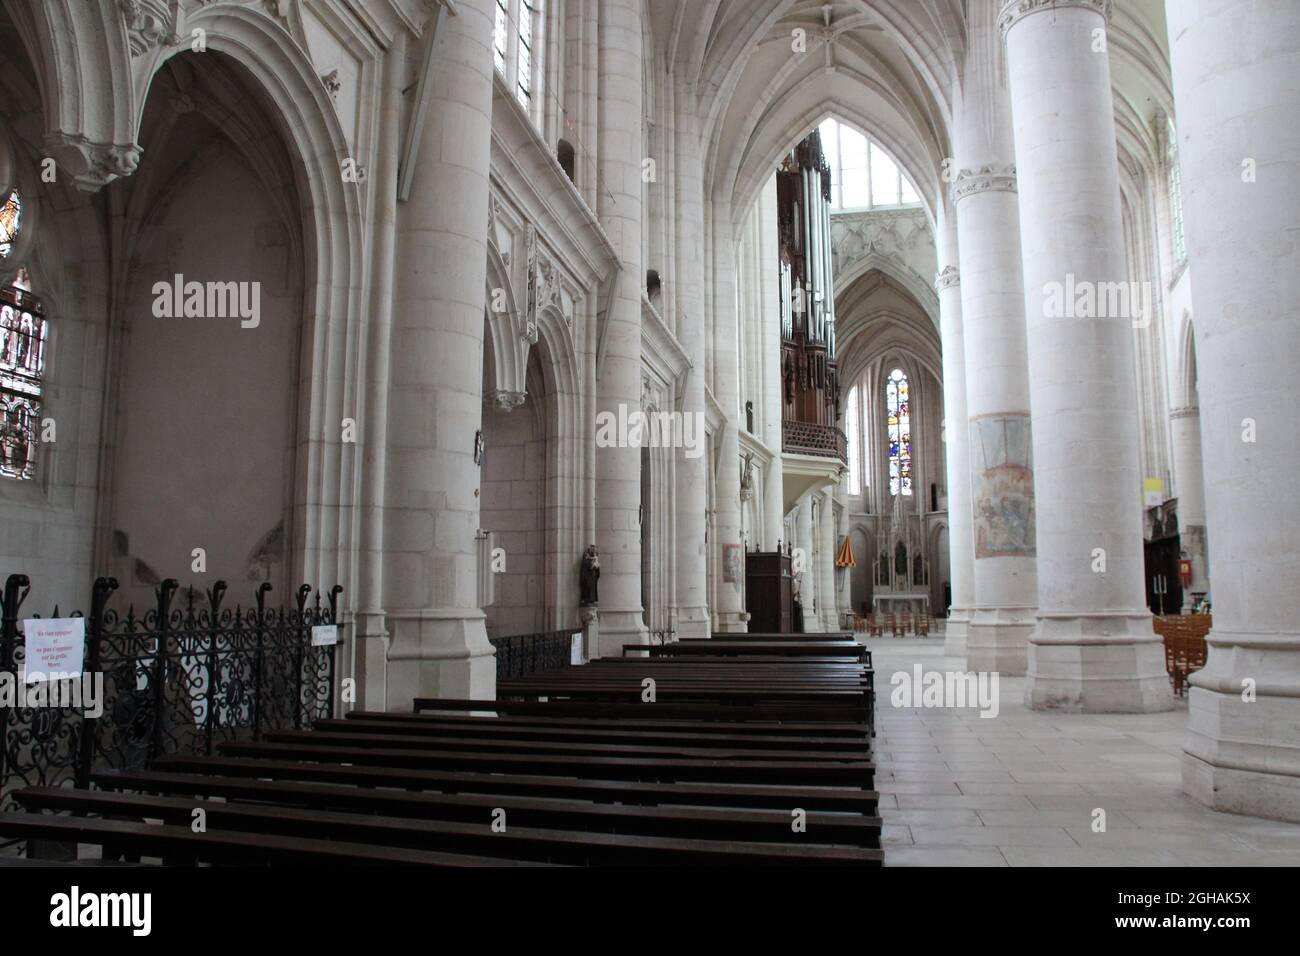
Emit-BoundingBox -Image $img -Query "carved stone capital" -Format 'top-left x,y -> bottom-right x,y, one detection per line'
998,0 -> 1112,37
935,265 -> 960,292
950,164 -> 1017,205
44,132 -> 142,191
490,389 -> 527,412
119,0 -> 180,56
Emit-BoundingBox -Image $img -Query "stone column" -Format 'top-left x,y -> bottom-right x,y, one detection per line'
1168,0 -> 1300,820
952,1 -> 1038,674
672,83 -> 710,639
818,490 -> 839,631
384,0 -> 497,704
760,178 -> 786,550
796,495 -> 819,632
712,200 -> 748,632
1169,405 -> 1208,608
593,0 -> 648,655
1001,0 -> 1170,711
936,205 -> 975,660
353,32 -> 406,711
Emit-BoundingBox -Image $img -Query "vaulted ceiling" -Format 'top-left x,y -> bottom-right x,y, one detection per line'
657,0 -> 963,231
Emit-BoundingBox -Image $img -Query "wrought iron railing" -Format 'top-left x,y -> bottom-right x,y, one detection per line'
0,573 -> 341,819
489,630 -> 577,680
782,419 -> 849,463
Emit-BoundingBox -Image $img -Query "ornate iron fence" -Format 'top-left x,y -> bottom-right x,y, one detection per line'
0,573 -> 341,818
489,630 -> 578,680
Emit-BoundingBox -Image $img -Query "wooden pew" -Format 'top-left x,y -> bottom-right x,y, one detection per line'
4,627 -> 881,866
12,788 -> 880,866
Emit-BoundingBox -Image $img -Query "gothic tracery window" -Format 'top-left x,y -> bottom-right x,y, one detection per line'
846,384 -> 861,496
493,0 -> 544,121
886,367 -> 912,497
1167,118 -> 1187,264
818,118 -> 920,211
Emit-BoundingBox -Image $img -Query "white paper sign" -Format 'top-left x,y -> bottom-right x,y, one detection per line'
311,625 -> 339,647
22,617 -> 86,683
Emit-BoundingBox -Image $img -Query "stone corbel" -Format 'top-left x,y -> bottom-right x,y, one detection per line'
934,265 -> 960,293
3,0 -> 148,191
119,0 -> 181,56
490,389 -> 527,412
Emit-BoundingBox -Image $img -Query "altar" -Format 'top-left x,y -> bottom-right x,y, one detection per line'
872,592 -> 930,619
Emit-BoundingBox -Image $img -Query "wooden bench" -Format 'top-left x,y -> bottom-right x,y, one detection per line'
12,788 -> 879,866
3,630 -> 880,867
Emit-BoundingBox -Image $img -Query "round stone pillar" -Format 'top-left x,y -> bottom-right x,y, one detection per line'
818,490 -> 840,632
672,89 -> 710,639
760,181 -> 787,552
594,0 -> 648,655
953,4 -> 1039,674
1000,0 -> 1170,711
1167,0 -> 1300,820
795,495 -> 818,633
712,203 -> 748,633
935,207 -> 975,660
1169,405 -> 1208,608
384,0 -> 498,704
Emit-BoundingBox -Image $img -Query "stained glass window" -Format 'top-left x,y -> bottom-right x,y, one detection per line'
886,367 -> 912,496
1,267 -> 47,481
0,188 -> 20,259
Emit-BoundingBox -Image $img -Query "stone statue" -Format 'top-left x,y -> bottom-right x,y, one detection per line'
579,545 -> 600,606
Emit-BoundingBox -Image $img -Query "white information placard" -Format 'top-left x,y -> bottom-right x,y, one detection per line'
22,618 -> 86,683
311,625 -> 339,647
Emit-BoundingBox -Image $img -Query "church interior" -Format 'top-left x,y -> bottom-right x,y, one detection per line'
0,0 -> 1296,873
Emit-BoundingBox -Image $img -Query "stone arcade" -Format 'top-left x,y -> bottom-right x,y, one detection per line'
0,0 -> 1296,863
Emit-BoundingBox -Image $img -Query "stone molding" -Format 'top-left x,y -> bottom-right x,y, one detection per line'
950,164 -> 1017,205
998,0 -> 1112,37
1169,405 -> 1200,420
935,265 -> 960,292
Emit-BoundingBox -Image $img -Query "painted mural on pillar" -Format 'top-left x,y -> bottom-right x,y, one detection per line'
970,414 -> 1036,558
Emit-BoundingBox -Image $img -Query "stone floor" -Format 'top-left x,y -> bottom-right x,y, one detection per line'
870,637 -> 1300,866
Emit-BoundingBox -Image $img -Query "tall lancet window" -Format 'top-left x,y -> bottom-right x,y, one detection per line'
846,385 -> 861,496
1166,118 -> 1187,264
1,188 -> 47,481
886,368 -> 912,496
493,0 -> 545,121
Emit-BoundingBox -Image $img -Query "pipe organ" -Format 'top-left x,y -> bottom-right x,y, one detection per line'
777,130 -> 843,458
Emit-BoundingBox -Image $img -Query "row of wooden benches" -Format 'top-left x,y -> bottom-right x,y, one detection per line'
0,634 -> 879,866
